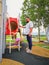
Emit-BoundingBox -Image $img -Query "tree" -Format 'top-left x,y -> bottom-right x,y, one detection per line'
21,0 -> 49,42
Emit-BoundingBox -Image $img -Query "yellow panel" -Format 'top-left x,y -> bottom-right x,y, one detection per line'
0,0 -> 2,27
0,2 -> 2,14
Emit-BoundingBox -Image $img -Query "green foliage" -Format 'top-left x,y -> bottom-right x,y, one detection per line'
21,0 -> 49,27
21,14 -> 26,25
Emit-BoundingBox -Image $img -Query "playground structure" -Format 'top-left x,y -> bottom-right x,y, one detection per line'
0,1 -> 21,61
0,0 -> 2,62
5,17 -> 21,52
5,17 -> 18,35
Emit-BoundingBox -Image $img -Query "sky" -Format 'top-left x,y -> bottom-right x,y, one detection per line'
6,0 -> 24,18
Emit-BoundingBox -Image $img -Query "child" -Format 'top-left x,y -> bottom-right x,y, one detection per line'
15,29 -> 21,51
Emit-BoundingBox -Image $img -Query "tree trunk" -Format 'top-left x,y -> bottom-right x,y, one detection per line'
38,21 -> 40,42
46,26 -> 49,43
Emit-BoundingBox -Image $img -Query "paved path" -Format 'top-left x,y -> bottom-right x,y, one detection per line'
32,46 -> 49,58
2,44 -> 49,65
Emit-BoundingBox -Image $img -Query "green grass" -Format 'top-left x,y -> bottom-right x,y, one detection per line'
6,35 -> 46,43
23,39 -> 27,43
6,35 -> 15,43
34,44 -> 49,49
40,36 -> 47,41
33,35 -> 47,41
43,46 -> 49,49
6,35 -> 49,49
6,35 -> 28,43
34,44 -> 45,47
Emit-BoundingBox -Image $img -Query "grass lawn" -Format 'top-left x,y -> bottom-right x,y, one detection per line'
34,44 -> 49,49
6,35 -> 49,49
40,36 -> 47,41
33,35 -> 47,42
6,35 -> 15,43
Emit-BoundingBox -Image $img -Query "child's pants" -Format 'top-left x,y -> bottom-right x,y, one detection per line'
16,38 -> 20,42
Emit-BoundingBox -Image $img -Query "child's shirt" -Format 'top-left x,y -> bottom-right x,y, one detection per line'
16,32 -> 20,38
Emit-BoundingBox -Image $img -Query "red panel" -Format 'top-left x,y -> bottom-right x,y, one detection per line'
5,17 -> 18,35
